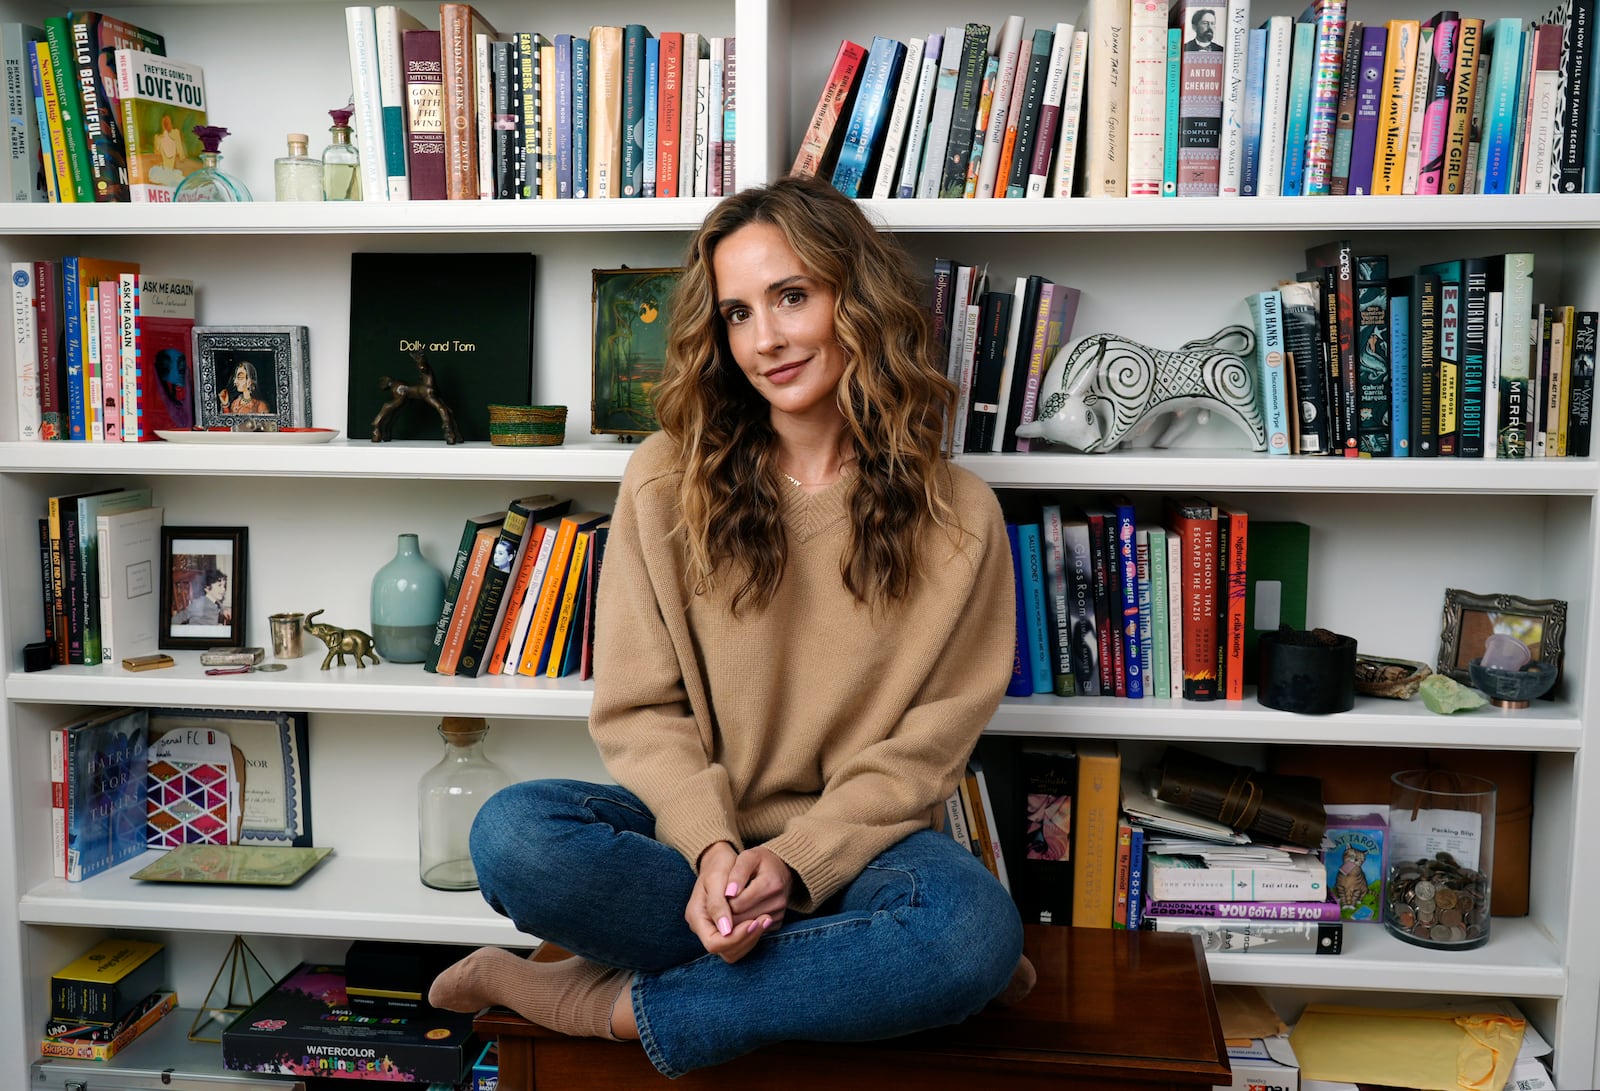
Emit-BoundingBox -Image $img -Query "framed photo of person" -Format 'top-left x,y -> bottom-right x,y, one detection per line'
160,526 -> 248,650
193,326 -> 312,430
592,267 -> 680,437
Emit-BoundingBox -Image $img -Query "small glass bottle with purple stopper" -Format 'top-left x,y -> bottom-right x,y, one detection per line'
322,106 -> 363,201
172,125 -> 253,202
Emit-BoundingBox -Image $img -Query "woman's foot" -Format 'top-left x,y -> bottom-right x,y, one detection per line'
428,946 -> 632,1040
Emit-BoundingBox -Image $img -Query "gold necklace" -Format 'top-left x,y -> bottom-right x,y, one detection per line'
782,472 -> 806,489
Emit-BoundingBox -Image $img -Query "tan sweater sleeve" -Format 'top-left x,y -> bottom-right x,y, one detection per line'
761,489 -> 1016,911
587,463 -> 744,870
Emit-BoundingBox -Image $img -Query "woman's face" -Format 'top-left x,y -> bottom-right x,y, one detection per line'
712,222 -> 847,428
233,365 -> 252,394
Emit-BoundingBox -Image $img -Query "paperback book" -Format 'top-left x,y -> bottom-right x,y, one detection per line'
113,50 -> 206,202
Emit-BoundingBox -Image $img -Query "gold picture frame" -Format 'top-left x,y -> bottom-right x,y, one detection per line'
1437,588 -> 1568,693
592,267 -> 681,437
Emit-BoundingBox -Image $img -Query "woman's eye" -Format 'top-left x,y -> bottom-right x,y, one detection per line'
780,289 -> 805,306
724,307 -> 749,324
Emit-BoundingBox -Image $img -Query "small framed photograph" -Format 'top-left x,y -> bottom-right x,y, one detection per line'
160,526 -> 248,650
1437,588 -> 1568,690
193,325 -> 312,430
592,267 -> 680,437
148,708 -> 313,847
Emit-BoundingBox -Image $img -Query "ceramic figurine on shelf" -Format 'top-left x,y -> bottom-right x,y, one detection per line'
371,352 -> 464,444
302,609 -> 380,670
322,105 -> 362,200
1015,326 -> 1266,453
172,125 -> 253,202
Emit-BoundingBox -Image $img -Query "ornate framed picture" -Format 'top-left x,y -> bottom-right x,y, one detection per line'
592,267 -> 680,437
1437,588 -> 1568,692
160,526 -> 248,650
147,708 -> 313,847
193,325 -> 312,430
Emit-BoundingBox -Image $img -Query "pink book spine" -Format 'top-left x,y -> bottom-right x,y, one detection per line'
97,281 -> 122,442
1302,5 -> 1348,193
1415,20 -> 1459,195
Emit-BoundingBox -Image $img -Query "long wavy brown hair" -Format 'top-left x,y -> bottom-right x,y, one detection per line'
653,174 -> 958,613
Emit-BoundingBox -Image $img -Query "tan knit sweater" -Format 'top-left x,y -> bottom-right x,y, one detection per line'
589,434 -> 1016,912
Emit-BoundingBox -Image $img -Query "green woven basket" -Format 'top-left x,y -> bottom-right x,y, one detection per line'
488,404 -> 567,447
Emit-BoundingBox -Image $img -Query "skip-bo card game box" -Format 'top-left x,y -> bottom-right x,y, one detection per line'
222,963 -> 477,1083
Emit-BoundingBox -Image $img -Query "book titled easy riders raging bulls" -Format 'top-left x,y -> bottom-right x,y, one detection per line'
222,963 -> 477,1083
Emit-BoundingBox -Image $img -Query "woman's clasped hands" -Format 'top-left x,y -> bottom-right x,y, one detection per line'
689,842 -> 792,963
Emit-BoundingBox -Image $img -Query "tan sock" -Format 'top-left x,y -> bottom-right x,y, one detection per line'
993,954 -> 1037,1007
427,947 -> 629,1040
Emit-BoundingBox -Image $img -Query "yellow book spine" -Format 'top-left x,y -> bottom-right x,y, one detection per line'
1372,20 -> 1420,194
35,42 -> 75,203
1070,741 -> 1121,928
1551,306 -> 1573,457
545,530 -> 591,676
517,522 -> 577,674
540,41 -> 558,197
1442,19 -> 1482,195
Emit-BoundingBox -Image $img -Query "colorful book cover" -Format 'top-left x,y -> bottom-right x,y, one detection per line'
1478,19 -> 1525,194
1245,289 -> 1291,455
132,276 -> 195,438
1324,807 -> 1386,922
1410,271 -> 1443,457
1354,255 -> 1392,456
1172,2 -> 1226,196
1280,20 -> 1316,194
1570,310 -> 1596,457
792,38 -> 866,179
1164,496 -> 1218,700
1135,531 -> 1154,701
1039,504 -> 1076,697
4,22 -> 49,203
65,707 -> 149,882
1239,26 -> 1268,195
1372,20 -> 1420,193
146,725 -> 233,847
1113,498 -> 1144,699
1415,13 -> 1460,195
69,11 -> 166,202
1297,0 -> 1348,195
831,35 -> 906,198
1128,1 -> 1170,198
938,22 -> 991,199
1347,24 -> 1388,193
640,34 -> 658,197
654,31 -> 680,198
873,34 -> 927,200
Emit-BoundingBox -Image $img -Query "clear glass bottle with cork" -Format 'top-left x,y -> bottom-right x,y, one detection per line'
322,105 -> 363,200
417,717 -> 511,890
274,133 -> 323,201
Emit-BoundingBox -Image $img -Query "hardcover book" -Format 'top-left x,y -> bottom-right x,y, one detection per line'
63,706 -> 150,882
1017,747 -> 1077,925
68,12 -> 166,202
402,29 -> 445,200
222,963 -> 477,1083
113,51 -> 205,203
456,494 -> 570,677
131,276 -> 196,438
1071,740 -> 1121,927
347,252 -> 534,444
793,39 -> 866,178
439,3 -> 497,199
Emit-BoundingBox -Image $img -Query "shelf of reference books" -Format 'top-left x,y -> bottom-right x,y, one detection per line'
961,449 -> 1600,494
0,439 -> 638,482
3,655 -> 595,719
0,198 -> 724,236
5,442 -> 1596,493
8,195 -> 1600,238
19,850 -> 536,948
1200,915 -> 1563,997
986,692 -> 1584,752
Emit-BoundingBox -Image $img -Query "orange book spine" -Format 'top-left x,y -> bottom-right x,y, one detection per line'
435,528 -> 497,675
1165,497 -> 1219,701
546,530 -> 592,677
440,3 -> 492,199
1221,506 -> 1248,701
1112,819 -> 1133,928
517,520 -> 580,675
960,771 -> 1000,882
487,525 -> 546,674
791,39 -> 867,176
1070,741 -> 1120,928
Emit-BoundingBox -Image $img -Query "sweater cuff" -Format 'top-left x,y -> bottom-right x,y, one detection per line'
762,830 -> 847,914
652,775 -> 744,873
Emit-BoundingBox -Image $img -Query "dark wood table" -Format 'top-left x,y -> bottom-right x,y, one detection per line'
475,925 -> 1229,1089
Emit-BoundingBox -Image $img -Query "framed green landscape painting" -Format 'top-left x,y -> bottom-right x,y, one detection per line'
592,267 -> 680,437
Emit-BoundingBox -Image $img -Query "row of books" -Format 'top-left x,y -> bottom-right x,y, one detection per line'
932,261 -> 1083,455
37,486 -> 163,668
361,7 -> 736,201
11,259 -> 198,442
422,496 -> 611,680
1006,498 -> 1298,703
1251,244 -> 1595,460
44,938 -> 176,1061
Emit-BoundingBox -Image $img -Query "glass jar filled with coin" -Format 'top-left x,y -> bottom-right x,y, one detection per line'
1384,770 -> 1496,950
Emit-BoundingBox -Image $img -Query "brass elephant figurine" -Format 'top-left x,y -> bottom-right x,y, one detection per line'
303,609 -> 381,670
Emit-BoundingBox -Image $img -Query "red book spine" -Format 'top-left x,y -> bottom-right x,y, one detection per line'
1166,498 -> 1219,701
657,32 -> 683,197
404,30 -> 447,201
1221,506 -> 1248,701
35,261 -> 64,440
791,39 -> 867,176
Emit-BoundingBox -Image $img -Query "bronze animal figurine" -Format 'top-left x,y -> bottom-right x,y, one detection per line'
303,609 -> 381,670
372,351 -> 464,445
1015,326 -> 1265,453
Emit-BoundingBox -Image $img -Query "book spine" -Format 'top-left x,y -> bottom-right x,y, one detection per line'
34,261 -> 62,440
1373,21 -> 1420,193
1460,259 -> 1490,457
117,274 -> 135,441
621,24 -> 649,197
1142,898 -> 1341,920
346,5 -> 390,202
832,37 -> 904,199
976,16 -> 1025,199
456,512 -> 529,676
1027,25 -> 1073,197
1348,26 -> 1388,193
1329,18 -> 1363,194
1278,280 -> 1331,455
1355,255 -> 1392,456
1114,502 -> 1143,699
474,31 -> 493,199
1221,507 -> 1246,700
1571,311 -> 1596,457
1432,267 -> 1462,455
61,257 -> 85,441
1084,0 -> 1128,197
1165,531 -> 1182,698
1146,860 -> 1326,901
96,283 -> 120,441
11,263 -> 40,441
1135,532 -> 1154,700
964,290 -> 1011,452
961,770 -> 1002,882
1166,499 -> 1218,700
872,36 -> 926,200
641,35 -> 658,197
1163,27 -> 1182,196
510,36 -> 533,198
1113,820 -> 1133,927
1126,826 -> 1146,929
1050,31 -> 1091,197
1218,0 -> 1252,196
1442,19 -> 1483,194
1416,18 -> 1459,195
1389,280 -> 1412,454
63,504 -> 86,663
1522,25 -> 1563,194
1071,743 -> 1121,927
518,522 -> 580,675
537,40 -> 556,197
546,530 -> 592,676
489,40 -> 514,199
50,725 -> 66,879
1403,26 -> 1434,194
589,26 -> 623,198
1300,1 -> 1347,195
1127,2 -> 1168,197
1143,916 -> 1343,953
1255,17 -> 1292,195
1174,3 -> 1225,196
656,32 -> 682,198
4,24 -> 45,202
28,41 -> 61,203
792,39 -> 867,179
36,32 -> 76,202
1145,527 -> 1170,698
1558,3 -> 1592,192
706,36 -> 724,197
1000,30 -> 1047,198
961,54 -> 999,198
720,37 -> 737,195
555,35 -> 575,197
1551,307 -> 1573,457
1062,520 -> 1101,696
573,36 -> 590,198
424,519 -> 483,673
403,30 -> 446,200
1280,21 -> 1315,196
938,23 -> 990,199
439,4 -> 484,199
437,531 -> 495,675
44,19 -> 93,202
1412,272 -> 1442,457
1084,512 -> 1116,695
1481,20 -> 1525,195
1040,505 -> 1075,697
84,283 -> 101,441
896,36 -> 942,198
1018,523 -> 1052,694
1239,27 -> 1267,195
1245,290 -> 1291,455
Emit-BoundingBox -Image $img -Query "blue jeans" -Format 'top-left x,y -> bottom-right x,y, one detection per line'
471,779 -> 1023,1078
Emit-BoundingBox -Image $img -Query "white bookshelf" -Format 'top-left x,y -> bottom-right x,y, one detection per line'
2,0 -> 1598,1087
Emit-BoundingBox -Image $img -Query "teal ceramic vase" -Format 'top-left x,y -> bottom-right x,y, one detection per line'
370,533 -> 444,662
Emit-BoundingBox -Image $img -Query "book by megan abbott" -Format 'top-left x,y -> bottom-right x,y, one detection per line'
347,252 -> 535,444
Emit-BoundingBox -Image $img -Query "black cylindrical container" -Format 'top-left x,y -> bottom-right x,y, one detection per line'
1257,628 -> 1357,714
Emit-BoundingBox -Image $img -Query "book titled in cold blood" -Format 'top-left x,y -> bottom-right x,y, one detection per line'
347,251 -> 534,444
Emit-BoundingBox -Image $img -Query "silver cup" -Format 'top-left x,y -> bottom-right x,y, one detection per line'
269,612 -> 305,659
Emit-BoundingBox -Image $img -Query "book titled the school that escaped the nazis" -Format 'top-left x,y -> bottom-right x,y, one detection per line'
346,252 -> 534,444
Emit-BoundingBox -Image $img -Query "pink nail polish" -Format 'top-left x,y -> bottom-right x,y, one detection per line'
717,916 -> 731,936
746,920 -> 759,935
725,882 -> 739,898
761,917 -> 773,930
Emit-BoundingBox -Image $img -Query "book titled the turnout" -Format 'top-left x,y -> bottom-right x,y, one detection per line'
346,252 -> 535,444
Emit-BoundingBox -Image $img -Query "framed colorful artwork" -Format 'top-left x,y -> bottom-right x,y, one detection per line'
592,267 -> 680,437
193,325 -> 312,430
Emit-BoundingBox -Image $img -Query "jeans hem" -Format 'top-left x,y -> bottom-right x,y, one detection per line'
633,974 -> 683,1079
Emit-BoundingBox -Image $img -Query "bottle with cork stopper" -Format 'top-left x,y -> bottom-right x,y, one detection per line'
417,717 -> 511,890
274,132 -> 323,201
